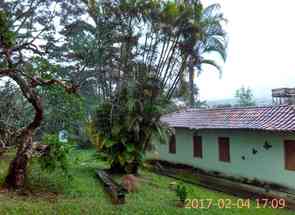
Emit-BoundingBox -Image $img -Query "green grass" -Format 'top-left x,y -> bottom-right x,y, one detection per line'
0,148 -> 293,215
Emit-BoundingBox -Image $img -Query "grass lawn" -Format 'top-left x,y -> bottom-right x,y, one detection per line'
0,148 -> 293,215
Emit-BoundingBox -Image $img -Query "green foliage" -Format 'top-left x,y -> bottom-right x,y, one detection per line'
32,57 -> 87,142
162,2 -> 179,22
41,85 -> 86,135
39,134 -> 72,179
30,57 -> 61,80
235,86 -> 256,107
0,10 -> 15,48
88,74 -> 171,173
0,81 -> 32,129
176,183 -> 188,203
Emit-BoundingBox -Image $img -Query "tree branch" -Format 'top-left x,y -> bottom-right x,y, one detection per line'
0,68 -> 15,78
32,77 -> 79,94
9,72 -> 43,131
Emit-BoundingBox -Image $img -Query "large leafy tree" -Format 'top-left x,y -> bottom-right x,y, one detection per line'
0,1 -> 78,189
39,85 -> 85,140
78,0 -> 225,174
235,86 -> 256,107
59,0 -> 209,102
49,0 -> 120,113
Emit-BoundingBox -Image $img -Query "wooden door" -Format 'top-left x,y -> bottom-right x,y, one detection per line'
284,140 -> 295,171
169,134 -> 176,154
219,137 -> 230,162
193,135 -> 202,158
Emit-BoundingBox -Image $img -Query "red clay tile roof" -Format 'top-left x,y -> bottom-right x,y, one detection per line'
161,105 -> 295,132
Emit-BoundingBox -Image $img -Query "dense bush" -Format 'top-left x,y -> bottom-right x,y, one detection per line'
39,134 -> 72,178
87,75 -> 171,174
176,183 -> 188,203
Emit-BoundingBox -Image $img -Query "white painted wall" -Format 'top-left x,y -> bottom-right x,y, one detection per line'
154,128 -> 295,189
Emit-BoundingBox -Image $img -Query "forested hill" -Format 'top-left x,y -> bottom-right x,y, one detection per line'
207,97 -> 272,107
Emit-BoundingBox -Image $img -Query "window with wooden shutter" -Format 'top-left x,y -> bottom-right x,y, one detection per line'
193,135 -> 202,158
284,140 -> 295,171
218,137 -> 230,162
169,134 -> 176,154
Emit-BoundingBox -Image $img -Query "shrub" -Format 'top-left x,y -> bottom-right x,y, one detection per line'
176,183 -> 188,203
87,75 -> 171,174
38,134 -> 72,179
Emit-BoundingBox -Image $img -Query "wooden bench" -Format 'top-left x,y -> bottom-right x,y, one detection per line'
96,170 -> 127,204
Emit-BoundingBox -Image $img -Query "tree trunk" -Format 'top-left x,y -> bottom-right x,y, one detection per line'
109,161 -> 126,174
4,73 -> 43,189
109,161 -> 140,175
0,129 -> 7,148
5,129 -> 34,189
127,161 -> 139,175
0,139 -> 5,149
188,60 -> 195,107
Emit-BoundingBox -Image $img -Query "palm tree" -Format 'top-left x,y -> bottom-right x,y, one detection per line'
185,3 -> 227,107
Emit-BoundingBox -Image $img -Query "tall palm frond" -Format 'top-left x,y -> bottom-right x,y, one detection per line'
186,3 -> 227,107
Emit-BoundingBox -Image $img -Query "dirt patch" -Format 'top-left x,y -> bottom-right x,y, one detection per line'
0,185 -> 58,202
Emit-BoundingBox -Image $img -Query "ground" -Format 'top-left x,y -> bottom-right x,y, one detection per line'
0,148 -> 293,215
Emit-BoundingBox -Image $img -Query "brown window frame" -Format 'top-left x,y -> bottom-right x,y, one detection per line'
284,140 -> 295,171
169,134 -> 176,154
193,135 -> 203,158
218,137 -> 230,162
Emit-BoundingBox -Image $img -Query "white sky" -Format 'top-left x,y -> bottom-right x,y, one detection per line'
197,0 -> 295,100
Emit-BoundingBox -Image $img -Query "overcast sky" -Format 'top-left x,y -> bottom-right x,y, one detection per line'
2,1 -> 294,102
197,0 -> 295,101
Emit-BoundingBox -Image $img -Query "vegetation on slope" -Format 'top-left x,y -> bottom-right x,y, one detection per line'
0,149 -> 293,215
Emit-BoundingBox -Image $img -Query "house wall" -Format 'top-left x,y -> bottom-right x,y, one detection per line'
154,128 -> 295,189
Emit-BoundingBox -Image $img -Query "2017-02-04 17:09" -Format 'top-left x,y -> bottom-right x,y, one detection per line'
184,198 -> 286,209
